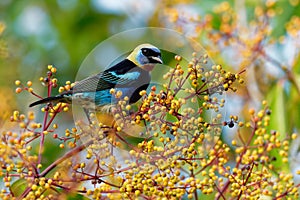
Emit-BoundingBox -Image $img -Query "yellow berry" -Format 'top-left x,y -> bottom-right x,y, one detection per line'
43,131 -> 48,135
238,121 -> 244,127
292,133 -> 297,140
175,55 -> 182,61
232,140 -> 237,146
262,100 -> 267,105
51,67 -> 57,73
63,106 -> 69,112
86,153 -> 92,159
59,87 -> 65,93
52,78 -> 57,84
15,80 -> 21,86
125,105 -> 131,110
28,88 -> 33,93
13,111 -> 19,121
135,190 -> 141,196
110,88 -> 115,94
80,163 -> 85,168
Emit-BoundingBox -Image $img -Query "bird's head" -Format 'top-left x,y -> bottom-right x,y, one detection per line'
127,44 -> 163,71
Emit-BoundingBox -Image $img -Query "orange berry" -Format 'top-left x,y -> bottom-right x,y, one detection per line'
248,109 -> 255,115
27,81 -> 32,87
15,87 -> 22,93
151,85 -> 156,91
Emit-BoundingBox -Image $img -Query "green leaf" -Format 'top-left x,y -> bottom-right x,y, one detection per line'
11,179 -> 90,199
288,73 -> 300,131
267,81 -> 289,170
293,53 -> 300,74
272,1 -> 300,37
10,179 -> 28,197
267,81 -> 287,140
65,192 -> 90,200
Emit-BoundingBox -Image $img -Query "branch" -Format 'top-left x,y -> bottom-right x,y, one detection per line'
39,140 -> 93,177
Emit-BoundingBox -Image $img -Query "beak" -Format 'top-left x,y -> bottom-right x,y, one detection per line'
150,56 -> 163,64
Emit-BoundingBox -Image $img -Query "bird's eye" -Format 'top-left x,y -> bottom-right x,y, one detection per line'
142,48 -> 149,56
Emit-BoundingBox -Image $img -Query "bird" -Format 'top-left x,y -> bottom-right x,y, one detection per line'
29,44 -> 163,121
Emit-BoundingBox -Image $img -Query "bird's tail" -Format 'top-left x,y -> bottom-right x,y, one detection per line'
29,95 -> 65,107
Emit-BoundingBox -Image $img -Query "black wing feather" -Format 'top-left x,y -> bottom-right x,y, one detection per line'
71,59 -> 140,93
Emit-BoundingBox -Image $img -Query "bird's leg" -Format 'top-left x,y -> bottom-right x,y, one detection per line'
100,120 -> 116,132
83,108 -> 92,124
141,118 -> 149,136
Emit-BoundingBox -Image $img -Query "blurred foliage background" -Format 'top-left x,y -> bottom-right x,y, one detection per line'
1,0 -> 300,199
1,0 -> 300,186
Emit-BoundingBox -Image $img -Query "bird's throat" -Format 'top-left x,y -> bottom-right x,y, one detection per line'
140,64 -> 155,71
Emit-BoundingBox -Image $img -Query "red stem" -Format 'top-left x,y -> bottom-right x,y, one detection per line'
215,119 -> 257,200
